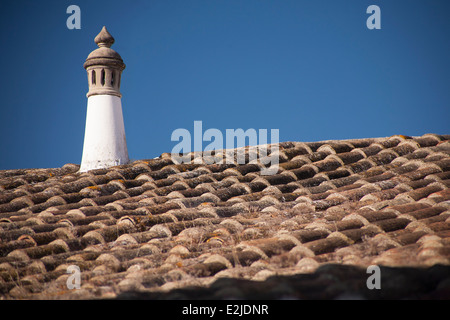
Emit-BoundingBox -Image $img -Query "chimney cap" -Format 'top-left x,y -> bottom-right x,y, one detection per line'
84,26 -> 125,70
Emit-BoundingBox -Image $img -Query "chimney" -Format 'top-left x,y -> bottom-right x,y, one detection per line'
79,26 -> 129,172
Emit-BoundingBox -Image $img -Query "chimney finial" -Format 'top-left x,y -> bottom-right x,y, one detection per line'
94,26 -> 115,48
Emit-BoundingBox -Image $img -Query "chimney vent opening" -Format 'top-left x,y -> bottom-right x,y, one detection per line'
101,69 -> 105,86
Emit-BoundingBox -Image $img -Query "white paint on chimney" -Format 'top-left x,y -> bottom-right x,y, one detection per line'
79,26 -> 129,172
79,95 -> 129,172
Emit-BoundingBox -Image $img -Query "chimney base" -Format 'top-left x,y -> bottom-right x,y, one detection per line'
79,94 -> 129,172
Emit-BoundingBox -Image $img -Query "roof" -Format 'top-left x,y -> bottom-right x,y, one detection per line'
1,133 -> 449,299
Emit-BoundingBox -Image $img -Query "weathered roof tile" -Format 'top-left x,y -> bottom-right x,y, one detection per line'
1,133 -> 449,299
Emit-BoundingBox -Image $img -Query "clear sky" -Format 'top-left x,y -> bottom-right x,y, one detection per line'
0,0 -> 449,170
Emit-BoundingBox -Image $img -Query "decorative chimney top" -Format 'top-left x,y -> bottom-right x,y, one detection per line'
84,26 -> 126,98
94,26 -> 115,47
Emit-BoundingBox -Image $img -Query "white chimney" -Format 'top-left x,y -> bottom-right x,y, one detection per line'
79,26 -> 129,172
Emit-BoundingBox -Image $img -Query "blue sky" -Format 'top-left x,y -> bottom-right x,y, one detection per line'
0,0 -> 449,170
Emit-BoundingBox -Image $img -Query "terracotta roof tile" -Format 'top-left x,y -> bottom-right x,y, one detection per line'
0,133 -> 449,299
